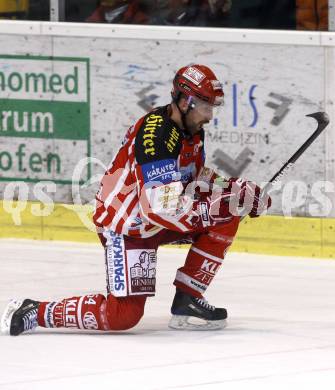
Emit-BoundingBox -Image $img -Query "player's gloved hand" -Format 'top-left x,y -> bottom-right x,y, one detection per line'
190,169 -> 271,228
218,178 -> 272,218
193,191 -> 234,228
186,175 -> 234,228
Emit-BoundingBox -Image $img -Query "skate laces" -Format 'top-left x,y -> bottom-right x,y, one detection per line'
22,308 -> 38,332
195,298 -> 215,311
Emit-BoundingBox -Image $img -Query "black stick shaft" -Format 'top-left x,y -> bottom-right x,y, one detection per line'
240,112 -> 329,219
268,112 -> 329,186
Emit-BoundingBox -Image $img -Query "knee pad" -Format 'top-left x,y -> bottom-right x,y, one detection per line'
106,295 -> 146,331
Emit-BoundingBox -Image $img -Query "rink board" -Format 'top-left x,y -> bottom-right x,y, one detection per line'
0,23 -> 335,260
0,21 -> 334,218
0,201 -> 334,259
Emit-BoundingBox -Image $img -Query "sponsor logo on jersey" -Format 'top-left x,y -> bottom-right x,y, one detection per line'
142,159 -> 178,185
208,231 -> 233,245
201,259 -> 220,274
179,163 -> 196,183
127,249 -> 157,295
112,235 -> 125,292
194,259 -> 221,285
128,216 -> 143,230
157,183 -> 180,210
142,114 -> 163,156
83,311 -> 99,330
64,298 -> 79,328
165,126 -> 180,153
44,302 -> 57,328
190,279 -> 206,291
200,202 -> 209,223
106,232 -> 126,295
53,302 -> 64,328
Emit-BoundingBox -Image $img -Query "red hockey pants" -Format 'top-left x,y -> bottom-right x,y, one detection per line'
38,217 -> 240,331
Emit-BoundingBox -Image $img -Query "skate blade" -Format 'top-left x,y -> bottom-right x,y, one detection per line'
168,315 -> 227,331
1,300 -> 22,335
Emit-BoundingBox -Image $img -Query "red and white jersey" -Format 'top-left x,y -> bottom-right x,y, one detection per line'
93,105 -> 214,238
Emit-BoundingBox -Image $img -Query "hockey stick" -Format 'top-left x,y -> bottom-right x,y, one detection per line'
241,111 -> 330,219
263,111 -> 329,191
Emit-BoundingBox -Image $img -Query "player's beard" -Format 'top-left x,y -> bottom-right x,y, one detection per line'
185,116 -> 209,135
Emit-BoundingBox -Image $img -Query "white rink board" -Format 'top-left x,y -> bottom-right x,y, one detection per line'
1,240 -> 335,389
0,23 -> 334,217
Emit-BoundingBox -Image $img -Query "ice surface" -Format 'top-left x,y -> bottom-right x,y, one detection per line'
1,239 -> 335,390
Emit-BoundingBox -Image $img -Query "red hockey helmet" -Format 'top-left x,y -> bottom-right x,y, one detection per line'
171,64 -> 224,106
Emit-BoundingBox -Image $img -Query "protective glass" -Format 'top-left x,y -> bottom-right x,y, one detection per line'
188,96 -> 223,118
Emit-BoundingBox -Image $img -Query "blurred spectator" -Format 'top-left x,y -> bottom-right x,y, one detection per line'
207,0 -> 232,26
152,0 -> 214,26
296,0 -> 328,30
0,0 -> 49,21
0,0 -> 29,19
258,0 -> 296,29
208,0 -> 232,16
199,0 -> 296,30
2,0 -> 326,31
66,0 -> 99,22
86,0 -> 151,24
28,0 -> 49,21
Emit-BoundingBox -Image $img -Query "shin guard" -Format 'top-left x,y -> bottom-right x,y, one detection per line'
38,294 -> 110,331
174,217 -> 240,297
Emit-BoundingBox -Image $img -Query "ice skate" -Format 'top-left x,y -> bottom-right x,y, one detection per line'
1,299 -> 39,336
168,289 -> 227,330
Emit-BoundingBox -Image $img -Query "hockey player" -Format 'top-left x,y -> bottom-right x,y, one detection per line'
1,64 -> 271,335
